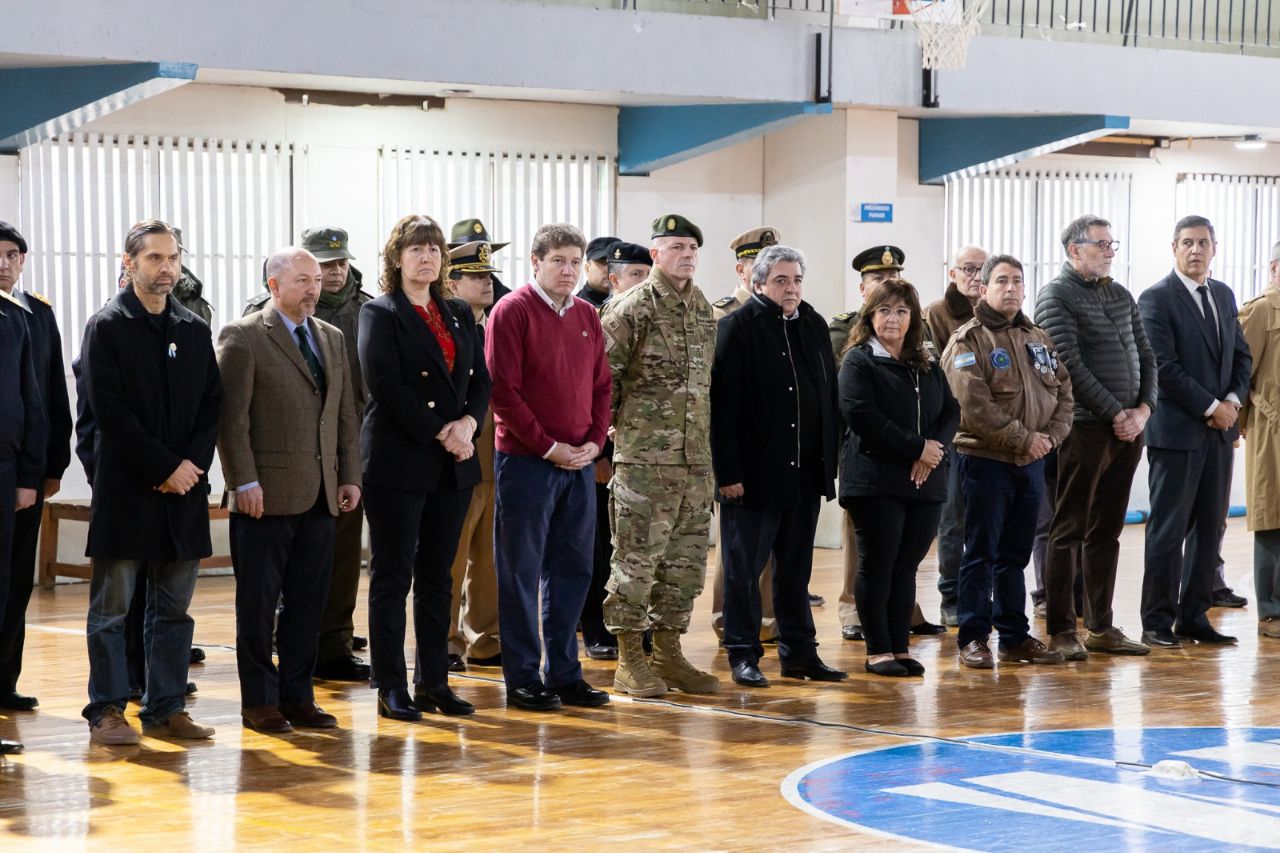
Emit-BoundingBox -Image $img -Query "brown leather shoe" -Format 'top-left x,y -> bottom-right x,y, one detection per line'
148,710 -> 215,740
280,702 -> 338,729
999,636 -> 1065,665
1049,630 -> 1089,661
1259,618 -> 1280,639
958,640 -> 994,669
241,705 -> 293,733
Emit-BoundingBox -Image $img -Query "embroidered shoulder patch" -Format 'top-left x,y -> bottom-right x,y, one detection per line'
953,351 -> 977,368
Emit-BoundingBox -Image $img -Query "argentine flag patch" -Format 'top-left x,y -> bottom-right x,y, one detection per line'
953,351 -> 977,368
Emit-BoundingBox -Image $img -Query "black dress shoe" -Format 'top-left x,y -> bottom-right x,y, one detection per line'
189,647 -> 206,665
584,642 -> 618,661
377,687 -> 422,721
507,682 -> 562,712
465,652 -> 503,667
780,657 -> 848,681
0,738 -> 23,754
552,679 -> 611,707
314,655 -> 371,681
731,661 -> 770,688
0,692 -> 38,711
447,653 -> 466,673
1141,629 -> 1182,648
352,635 -> 368,651
1212,591 -> 1249,608
865,659 -> 909,677
414,684 -> 476,716
841,625 -> 865,641
185,682 -> 197,695
808,593 -> 826,607
910,620 -> 948,636
1174,625 -> 1238,645
895,657 -> 926,676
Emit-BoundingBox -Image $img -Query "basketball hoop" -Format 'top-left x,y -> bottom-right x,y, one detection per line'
893,0 -> 990,70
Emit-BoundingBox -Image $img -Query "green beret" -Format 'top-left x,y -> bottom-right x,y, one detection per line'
651,214 -> 704,247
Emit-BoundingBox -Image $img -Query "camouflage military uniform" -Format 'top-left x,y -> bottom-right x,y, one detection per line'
600,265 -> 716,633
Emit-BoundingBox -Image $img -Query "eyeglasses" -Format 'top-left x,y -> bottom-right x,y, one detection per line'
1073,239 -> 1121,252
956,265 -> 982,278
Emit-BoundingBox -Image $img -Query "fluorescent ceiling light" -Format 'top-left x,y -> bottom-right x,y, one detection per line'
1235,135 -> 1267,151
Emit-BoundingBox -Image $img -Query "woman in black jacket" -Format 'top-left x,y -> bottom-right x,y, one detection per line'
359,214 -> 491,720
839,278 -> 958,677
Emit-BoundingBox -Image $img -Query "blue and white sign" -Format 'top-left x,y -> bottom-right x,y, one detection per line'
783,727 -> 1280,851
853,203 -> 894,223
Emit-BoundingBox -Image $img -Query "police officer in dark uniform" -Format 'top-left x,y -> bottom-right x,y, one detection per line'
244,226 -> 375,680
449,219 -> 511,311
0,223 -> 71,712
577,236 -> 619,308
171,228 -> 214,325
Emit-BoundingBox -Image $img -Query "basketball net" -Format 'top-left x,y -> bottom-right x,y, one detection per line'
893,0 -> 990,70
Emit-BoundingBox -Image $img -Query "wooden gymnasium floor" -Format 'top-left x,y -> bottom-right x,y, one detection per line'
1,517 -> 1275,851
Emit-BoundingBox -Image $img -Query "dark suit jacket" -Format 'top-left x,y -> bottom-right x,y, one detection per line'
358,289 -> 491,492
216,306 -> 361,517
17,291 -> 72,482
0,294 -> 45,489
79,287 -> 222,560
1138,271 -> 1252,450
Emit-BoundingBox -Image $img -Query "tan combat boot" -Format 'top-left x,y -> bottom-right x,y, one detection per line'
650,630 -> 720,694
613,632 -> 667,697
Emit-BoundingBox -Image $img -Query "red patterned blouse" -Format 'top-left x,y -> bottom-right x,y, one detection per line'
413,300 -> 456,372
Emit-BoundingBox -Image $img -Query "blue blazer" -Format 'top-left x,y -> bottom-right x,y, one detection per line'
1138,271 -> 1251,450
358,288 -> 491,492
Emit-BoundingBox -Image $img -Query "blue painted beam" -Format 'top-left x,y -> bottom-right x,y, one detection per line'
0,62 -> 197,152
918,114 -> 1131,185
619,101 -> 833,176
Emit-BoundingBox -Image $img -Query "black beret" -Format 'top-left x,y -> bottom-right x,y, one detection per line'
0,222 -> 27,254
607,241 -> 652,267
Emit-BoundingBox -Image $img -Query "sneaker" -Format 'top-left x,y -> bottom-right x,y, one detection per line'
1049,630 -> 1089,661
148,710 -> 215,739
1084,626 -> 1151,656
999,636 -> 1065,665
89,707 -> 140,745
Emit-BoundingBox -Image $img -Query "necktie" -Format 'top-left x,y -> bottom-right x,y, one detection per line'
296,326 -> 327,394
1197,285 -> 1220,347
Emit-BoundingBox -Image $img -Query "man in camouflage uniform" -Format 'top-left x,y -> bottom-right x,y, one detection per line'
600,214 -> 720,696
243,226 -> 374,681
709,227 -> 780,644
171,228 -> 213,324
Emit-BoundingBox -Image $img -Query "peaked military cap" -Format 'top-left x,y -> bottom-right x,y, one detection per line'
448,241 -> 500,277
0,222 -> 28,255
852,244 -> 905,274
300,226 -> 355,261
608,241 -> 652,267
730,226 -> 780,260
586,236 -> 621,262
651,214 -> 704,247
449,218 -> 509,252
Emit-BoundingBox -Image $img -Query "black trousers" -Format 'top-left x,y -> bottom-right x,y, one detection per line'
721,496 -> 822,666
317,503 -> 365,663
364,472 -> 472,690
848,495 -> 942,656
230,495 -> 335,708
1142,438 -> 1233,633
579,481 -> 614,647
0,468 -> 16,689
0,490 -> 41,693
1044,423 -> 1143,636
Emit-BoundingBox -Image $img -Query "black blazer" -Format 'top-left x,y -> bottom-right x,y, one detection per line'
79,287 -> 223,560
19,293 -> 72,482
838,342 -> 959,504
0,298 -> 45,489
711,296 -> 838,506
1138,272 -> 1251,450
358,288 -> 491,492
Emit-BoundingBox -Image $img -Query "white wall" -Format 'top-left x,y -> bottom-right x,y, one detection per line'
0,155 -> 16,219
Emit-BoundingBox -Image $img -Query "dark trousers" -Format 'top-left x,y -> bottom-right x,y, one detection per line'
318,503 -> 365,663
1045,423 -> 1143,636
0,468 -> 17,690
957,455 -> 1040,648
1255,528 -> 1280,621
1029,450 -> 1082,608
721,496 -> 822,666
579,480 -> 614,647
0,490 -> 41,693
230,496 -> 335,708
125,566 -> 149,689
935,446 -> 964,609
1142,439 -> 1233,633
848,495 -> 941,656
364,473 -> 472,690
493,451 -> 594,691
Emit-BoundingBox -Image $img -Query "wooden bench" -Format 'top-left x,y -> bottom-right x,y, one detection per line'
38,499 -> 232,589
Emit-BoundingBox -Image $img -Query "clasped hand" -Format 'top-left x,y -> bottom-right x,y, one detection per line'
549,442 -> 600,471
436,417 -> 477,461
910,440 -> 946,487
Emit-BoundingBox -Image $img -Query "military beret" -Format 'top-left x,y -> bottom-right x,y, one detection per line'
448,241 -> 500,277
651,214 -> 704,247
449,218 -> 509,251
300,226 -> 355,261
586,236 -> 621,262
730,226 -> 780,259
607,241 -> 652,267
852,245 -> 905,274
0,221 -> 28,255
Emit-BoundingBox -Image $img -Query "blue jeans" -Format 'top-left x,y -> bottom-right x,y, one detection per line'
83,558 -> 198,727
957,455 -> 1042,649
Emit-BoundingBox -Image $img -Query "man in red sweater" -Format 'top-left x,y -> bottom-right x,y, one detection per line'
485,223 -> 613,712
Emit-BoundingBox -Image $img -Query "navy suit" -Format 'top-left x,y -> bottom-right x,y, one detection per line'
1138,272 -> 1251,634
